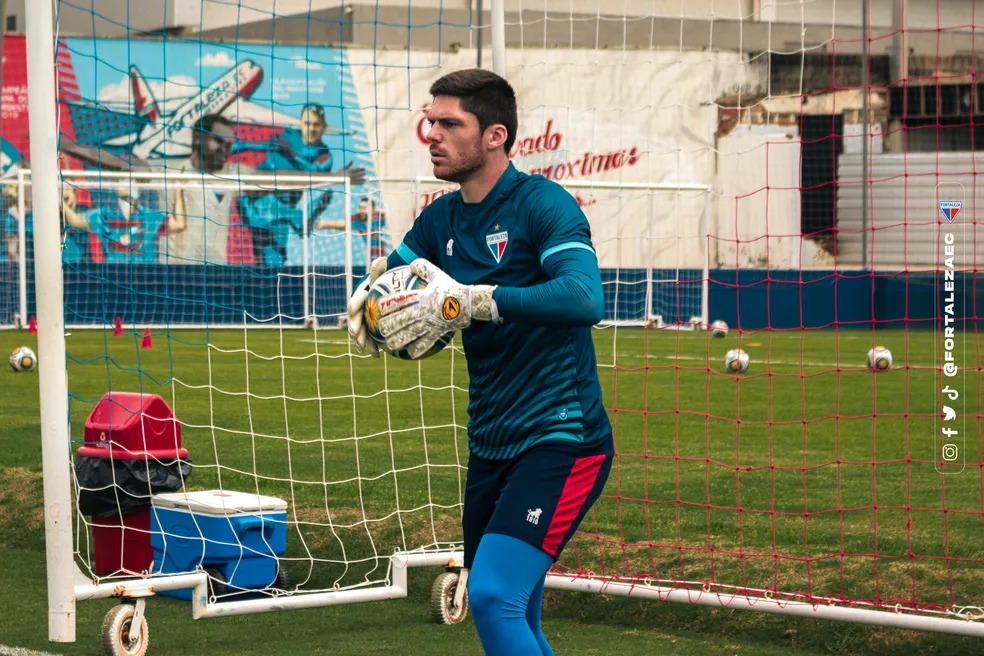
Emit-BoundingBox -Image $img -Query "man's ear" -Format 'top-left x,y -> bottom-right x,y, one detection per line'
486,124 -> 508,150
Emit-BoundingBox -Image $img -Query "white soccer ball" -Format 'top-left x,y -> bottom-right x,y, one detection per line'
724,348 -> 750,374
867,346 -> 893,372
710,320 -> 729,338
363,266 -> 454,360
9,346 -> 37,372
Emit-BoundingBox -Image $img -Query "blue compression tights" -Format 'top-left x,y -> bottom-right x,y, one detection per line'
469,533 -> 555,656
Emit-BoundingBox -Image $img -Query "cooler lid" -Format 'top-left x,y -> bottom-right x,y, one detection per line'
152,490 -> 287,515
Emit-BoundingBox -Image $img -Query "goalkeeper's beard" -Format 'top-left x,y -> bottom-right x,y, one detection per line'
433,145 -> 486,184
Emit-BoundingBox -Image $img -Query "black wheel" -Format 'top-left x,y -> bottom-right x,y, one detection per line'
101,603 -> 148,656
204,567 -> 227,600
429,571 -> 468,625
272,564 -> 291,593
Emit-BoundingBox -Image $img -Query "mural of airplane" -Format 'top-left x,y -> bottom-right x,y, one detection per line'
63,59 -> 353,164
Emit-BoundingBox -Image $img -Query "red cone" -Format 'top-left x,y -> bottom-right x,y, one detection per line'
27,315 -> 37,334
141,328 -> 153,349
113,317 -> 123,336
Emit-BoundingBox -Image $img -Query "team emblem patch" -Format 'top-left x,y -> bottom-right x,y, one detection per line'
939,200 -> 961,224
486,230 -> 508,263
442,297 -> 461,320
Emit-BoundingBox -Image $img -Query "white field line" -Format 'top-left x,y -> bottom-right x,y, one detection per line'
638,352 -> 874,369
0,645 -> 63,656
298,338 -> 931,370
298,337 -> 350,346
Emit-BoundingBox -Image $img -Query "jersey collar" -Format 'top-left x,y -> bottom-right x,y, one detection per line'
458,162 -> 520,215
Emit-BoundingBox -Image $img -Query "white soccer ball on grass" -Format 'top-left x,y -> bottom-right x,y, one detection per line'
867,346 -> 893,372
9,346 -> 37,372
724,348 -> 750,374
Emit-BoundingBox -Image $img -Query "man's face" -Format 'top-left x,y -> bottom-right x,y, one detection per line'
1,183 -> 17,206
200,122 -> 234,173
117,193 -> 138,219
62,186 -> 77,210
300,108 -> 327,146
425,96 -> 486,184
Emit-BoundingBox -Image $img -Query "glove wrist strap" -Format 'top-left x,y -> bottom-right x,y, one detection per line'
469,285 -> 502,324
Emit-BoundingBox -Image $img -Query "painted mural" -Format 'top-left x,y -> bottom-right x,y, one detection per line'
0,36 -> 390,268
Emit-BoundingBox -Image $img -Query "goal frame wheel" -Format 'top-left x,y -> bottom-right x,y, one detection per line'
204,566 -> 228,600
272,563 -> 291,593
429,570 -> 469,625
101,601 -> 149,656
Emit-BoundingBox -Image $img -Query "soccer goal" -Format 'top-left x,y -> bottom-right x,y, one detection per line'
21,0 -> 984,654
405,176 -> 712,327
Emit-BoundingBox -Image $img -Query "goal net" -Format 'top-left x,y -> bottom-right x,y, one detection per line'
18,0 -> 984,648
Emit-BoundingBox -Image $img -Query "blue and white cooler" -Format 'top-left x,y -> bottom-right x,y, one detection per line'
151,490 -> 288,600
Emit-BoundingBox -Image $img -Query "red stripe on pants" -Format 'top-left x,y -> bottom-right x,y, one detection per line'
541,454 -> 606,556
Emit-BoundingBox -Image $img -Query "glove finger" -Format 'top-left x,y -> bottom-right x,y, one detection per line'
352,326 -> 369,351
347,297 -> 367,342
383,323 -> 428,351
347,301 -> 364,332
348,286 -> 370,312
347,263 -> 379,340
377,308 -> 422,338
366,338 -> 380,359
408,258 -> 436,282
368,256 -> 388,283
406,335 -> 440,360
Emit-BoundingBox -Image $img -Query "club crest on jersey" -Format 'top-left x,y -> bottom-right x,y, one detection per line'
486,230 -> 508,263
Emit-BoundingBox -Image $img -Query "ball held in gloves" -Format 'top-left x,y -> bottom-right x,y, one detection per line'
363,265 -> 454,360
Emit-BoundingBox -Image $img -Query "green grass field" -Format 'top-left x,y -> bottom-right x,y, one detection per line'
1,326 -> 982,655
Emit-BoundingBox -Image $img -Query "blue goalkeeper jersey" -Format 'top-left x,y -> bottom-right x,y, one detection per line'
394,163 -> 611,460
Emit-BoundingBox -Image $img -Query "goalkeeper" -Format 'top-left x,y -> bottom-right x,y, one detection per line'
347,69 -> 612,656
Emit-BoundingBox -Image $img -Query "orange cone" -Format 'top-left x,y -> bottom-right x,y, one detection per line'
141,328 -> 153,349
27,315 -> 37,334
113,317 -> 123,336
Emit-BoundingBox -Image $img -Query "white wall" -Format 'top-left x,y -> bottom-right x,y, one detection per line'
354,46 -> 757,269
838,152 -> 984,269
715,125 -> 804,269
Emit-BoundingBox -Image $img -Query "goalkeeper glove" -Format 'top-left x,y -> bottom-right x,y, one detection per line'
377,258 -> 502,360
346,256 -> 388,358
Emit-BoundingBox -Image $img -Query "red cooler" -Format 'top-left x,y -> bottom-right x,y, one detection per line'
78,392 -> 189,576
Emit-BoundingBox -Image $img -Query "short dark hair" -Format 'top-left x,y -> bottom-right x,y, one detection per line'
429,69 -> 517,155
301,104 -> 326,123
192,114 -> 234,149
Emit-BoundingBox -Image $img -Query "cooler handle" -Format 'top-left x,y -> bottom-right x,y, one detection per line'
235,516 -> 275,541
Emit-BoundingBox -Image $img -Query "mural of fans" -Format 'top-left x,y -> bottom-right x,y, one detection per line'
162,114 -> 247,265
313,196 -> 393,262
236,102 -> 368,266
0,182 -> 24,263
60,184 -> 173,264
59,185 -> 92,263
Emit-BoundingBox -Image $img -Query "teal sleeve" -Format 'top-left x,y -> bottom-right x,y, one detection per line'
388,246 -> 412,269
492,247 -> 603,326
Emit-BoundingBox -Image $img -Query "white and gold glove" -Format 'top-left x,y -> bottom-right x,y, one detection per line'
346,256 -> 388,358
377,258 -> 502,360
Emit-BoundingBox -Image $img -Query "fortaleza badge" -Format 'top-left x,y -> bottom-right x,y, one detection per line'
486,229 -> 508,263
939,200 -> 961,224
